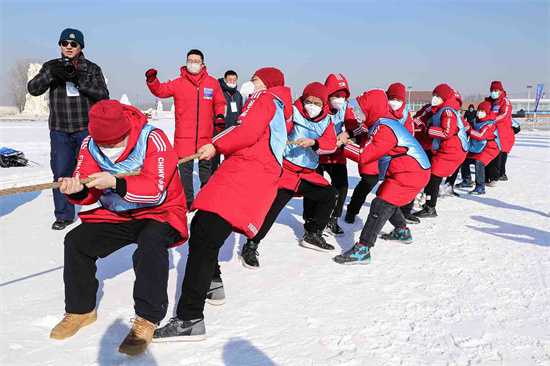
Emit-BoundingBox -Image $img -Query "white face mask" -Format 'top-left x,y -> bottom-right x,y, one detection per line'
305,104 -> 322,119
239,81 -> 255,99
187,63 -> 202,75
330,98 -> 346,110
226,83 -> 237,89
477,110 -> 487,119
99,145 -> 126,164
431,96 -> 443,107
388,100 -> 404,111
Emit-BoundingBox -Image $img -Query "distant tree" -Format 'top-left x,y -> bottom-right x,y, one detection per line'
464,93 -> 487,102
5,58 -> 41,112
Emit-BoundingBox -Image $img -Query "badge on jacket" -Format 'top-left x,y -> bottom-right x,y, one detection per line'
204,88 -> 214,100
492,105 -> 500,113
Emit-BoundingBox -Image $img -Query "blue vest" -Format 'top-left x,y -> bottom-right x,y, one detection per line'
511,118 -> 520,129
468,119 -> 501,154
330,101 -> 348,134
431,106 -> 469,152
284,106 -> 333,170
367,118 -> 431,180
267,94 -> 288,168
88,124 -> 167,212
396,105 -> 410,127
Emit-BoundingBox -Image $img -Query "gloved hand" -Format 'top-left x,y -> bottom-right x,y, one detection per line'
49,61 -> 65,80
214,117 -> 226,134
145,69 -> 158,82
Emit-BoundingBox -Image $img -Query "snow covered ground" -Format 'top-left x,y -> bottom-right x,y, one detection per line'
1,118 -> 549,366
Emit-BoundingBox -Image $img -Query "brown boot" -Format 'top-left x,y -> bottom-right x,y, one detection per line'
50,309 -> 97,340
118,317 -> 156,356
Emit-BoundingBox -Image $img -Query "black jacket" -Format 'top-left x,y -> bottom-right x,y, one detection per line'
217,78 -> 244,130
463,105 -> 476,124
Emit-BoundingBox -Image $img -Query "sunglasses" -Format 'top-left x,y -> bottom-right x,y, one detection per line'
60,40 -> 79,48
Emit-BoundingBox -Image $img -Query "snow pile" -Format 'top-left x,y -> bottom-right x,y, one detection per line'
119,94 -> 132,106
1,119 -> 549,365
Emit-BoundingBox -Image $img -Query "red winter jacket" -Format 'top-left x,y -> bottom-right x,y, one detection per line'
68,105 -> 188,247
413,104 -> 434,151
389,102 -> 415,135
427,97 -> 467,178
344,90 -> 430,206
319,73 -> 360,165
467,113 -> 500,166
191,86 -> 294,238
147,65 -> 226,157
484,92 -> 514,153
279,98 -> 338,191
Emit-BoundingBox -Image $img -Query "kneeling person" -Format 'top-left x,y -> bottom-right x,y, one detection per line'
51,100 -> 188,356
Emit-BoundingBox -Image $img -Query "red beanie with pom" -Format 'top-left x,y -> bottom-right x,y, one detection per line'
254,67 -> 285,89
386,83 -> 406,101
88,100 -> 131,145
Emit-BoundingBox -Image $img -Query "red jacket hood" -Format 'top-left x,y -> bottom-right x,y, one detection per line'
268,86 -> 294,121
117,105 -> 149,162
325,73 -> 351,114
432,94 -> 461,114
356,89 -> 394,128
179,64 -> 208,86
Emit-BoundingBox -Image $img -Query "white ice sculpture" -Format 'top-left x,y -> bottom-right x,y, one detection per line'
22,63 -> 49,115
156,100 -> 163,112
120,94 -> 132,106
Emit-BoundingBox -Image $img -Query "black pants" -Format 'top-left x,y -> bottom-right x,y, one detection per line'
211,153 -> 221,174
346,174 -> 379,216
178,159 -> 212,208
303,163 -> 348,219
64,219 -> 180,324
176,211 -> 233,320
253,180 -> 337,243
424,174 -> 444,208
499,152 -> 508,176
400,199 -> 415,215
359,197 -> 407,247
445,165 -> 461,187
485,153 -> 501,182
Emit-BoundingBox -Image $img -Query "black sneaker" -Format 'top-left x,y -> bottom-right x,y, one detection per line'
240,239 -> 260,270
499,174 -> 508,181
380,227 -> 413,244
324,217 -> 344,236
403,212 -> 420,224
52,219 -> 74,230
152,317 -> 206,342
301,230 -> 335,252
206,277 -> 225,306
333,243 -> 371,265
412,204 -> 438,218
344,212 -> 356,224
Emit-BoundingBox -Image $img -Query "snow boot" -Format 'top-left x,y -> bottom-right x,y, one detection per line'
301,229 -> 335,252
468,187 -> 486,195
333,243 -> 371,265
381,227 -> 413,244
413,204 -> 438,218
487,180 -> 498,187
52,219 -> 74,231
455,180 -> 474,188
152,317 -> 206,343
403,211 -> 420,224
499,174 -> 508,181
344,212 -> 356,224
118,317 -> 156,356
50,309 -> 97,340
240,239 -> 260,270
324,217 -> 344,236
206,277 -> 225,306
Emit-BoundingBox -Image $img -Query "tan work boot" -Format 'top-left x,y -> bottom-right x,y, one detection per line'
50,309 -> 97,340
118,317 -> 156,356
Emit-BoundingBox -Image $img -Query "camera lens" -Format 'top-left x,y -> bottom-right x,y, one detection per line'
63,65 -> 76,78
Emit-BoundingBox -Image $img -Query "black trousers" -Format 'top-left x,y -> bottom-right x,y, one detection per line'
178,159 -> 212,208
485,153 -> 501,182
359,197 -> 407,247
346,174 -> 379,216
499,152 -> 508,176
176,211 -> 233,320
445,165 -> 462,187
303,163 -> 348,219
253,180 -> 337,243
424,174 -> 444,208
64,219 -> 180,324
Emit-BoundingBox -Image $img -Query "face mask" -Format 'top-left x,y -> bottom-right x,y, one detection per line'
226,83 -> 237,89
476,110 -> 486,119
187,63 -> 202,75
304,104 -> 322,119
99,145 -> 126,164
239,81 -> 255,99
431,96 -> 443,106
330,98 -> 346,110
388,100 -> 404,111
469,108 -> 474,112
490,91 -> 500,100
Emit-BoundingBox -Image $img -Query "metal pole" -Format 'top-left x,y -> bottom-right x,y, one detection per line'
407,86 -> 412,108
136,94 -> 139,109
527,86 -> 531,119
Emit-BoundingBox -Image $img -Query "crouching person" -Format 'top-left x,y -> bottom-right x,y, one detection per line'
50,100 -> 188,356
335,90 -> 430,265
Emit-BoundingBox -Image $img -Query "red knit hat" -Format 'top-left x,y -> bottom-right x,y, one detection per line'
433,84 -> 455,101
254,67 -> 285,89
386,83 -> 406,101
301,82 -> 328,105
88,100 -> 131,145
490,81 -> 504,91
477,101 -> 492,114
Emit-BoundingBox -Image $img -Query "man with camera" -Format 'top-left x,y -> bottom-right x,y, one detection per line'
28,28 -> 109,230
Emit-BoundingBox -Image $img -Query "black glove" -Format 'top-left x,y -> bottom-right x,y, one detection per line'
49,61 -> 65,80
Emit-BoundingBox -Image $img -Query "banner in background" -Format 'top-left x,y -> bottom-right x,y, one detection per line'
534,84 -> 544,112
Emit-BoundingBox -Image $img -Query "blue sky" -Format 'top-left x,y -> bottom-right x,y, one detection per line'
1,0 -> 548,106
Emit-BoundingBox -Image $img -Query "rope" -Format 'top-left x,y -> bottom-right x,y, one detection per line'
0,153 -> 202,197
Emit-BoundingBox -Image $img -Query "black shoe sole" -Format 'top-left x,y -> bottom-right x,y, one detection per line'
239,256 -> 260,270
301,241 -> 335,253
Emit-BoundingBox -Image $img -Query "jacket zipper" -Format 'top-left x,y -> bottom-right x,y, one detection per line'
195,85 -> 200,153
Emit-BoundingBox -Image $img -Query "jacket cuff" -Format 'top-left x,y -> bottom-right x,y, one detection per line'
216,114 -> 225,120
312,140 -> 320,151
67,185 -> 89,201
112,178 -> 127,197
